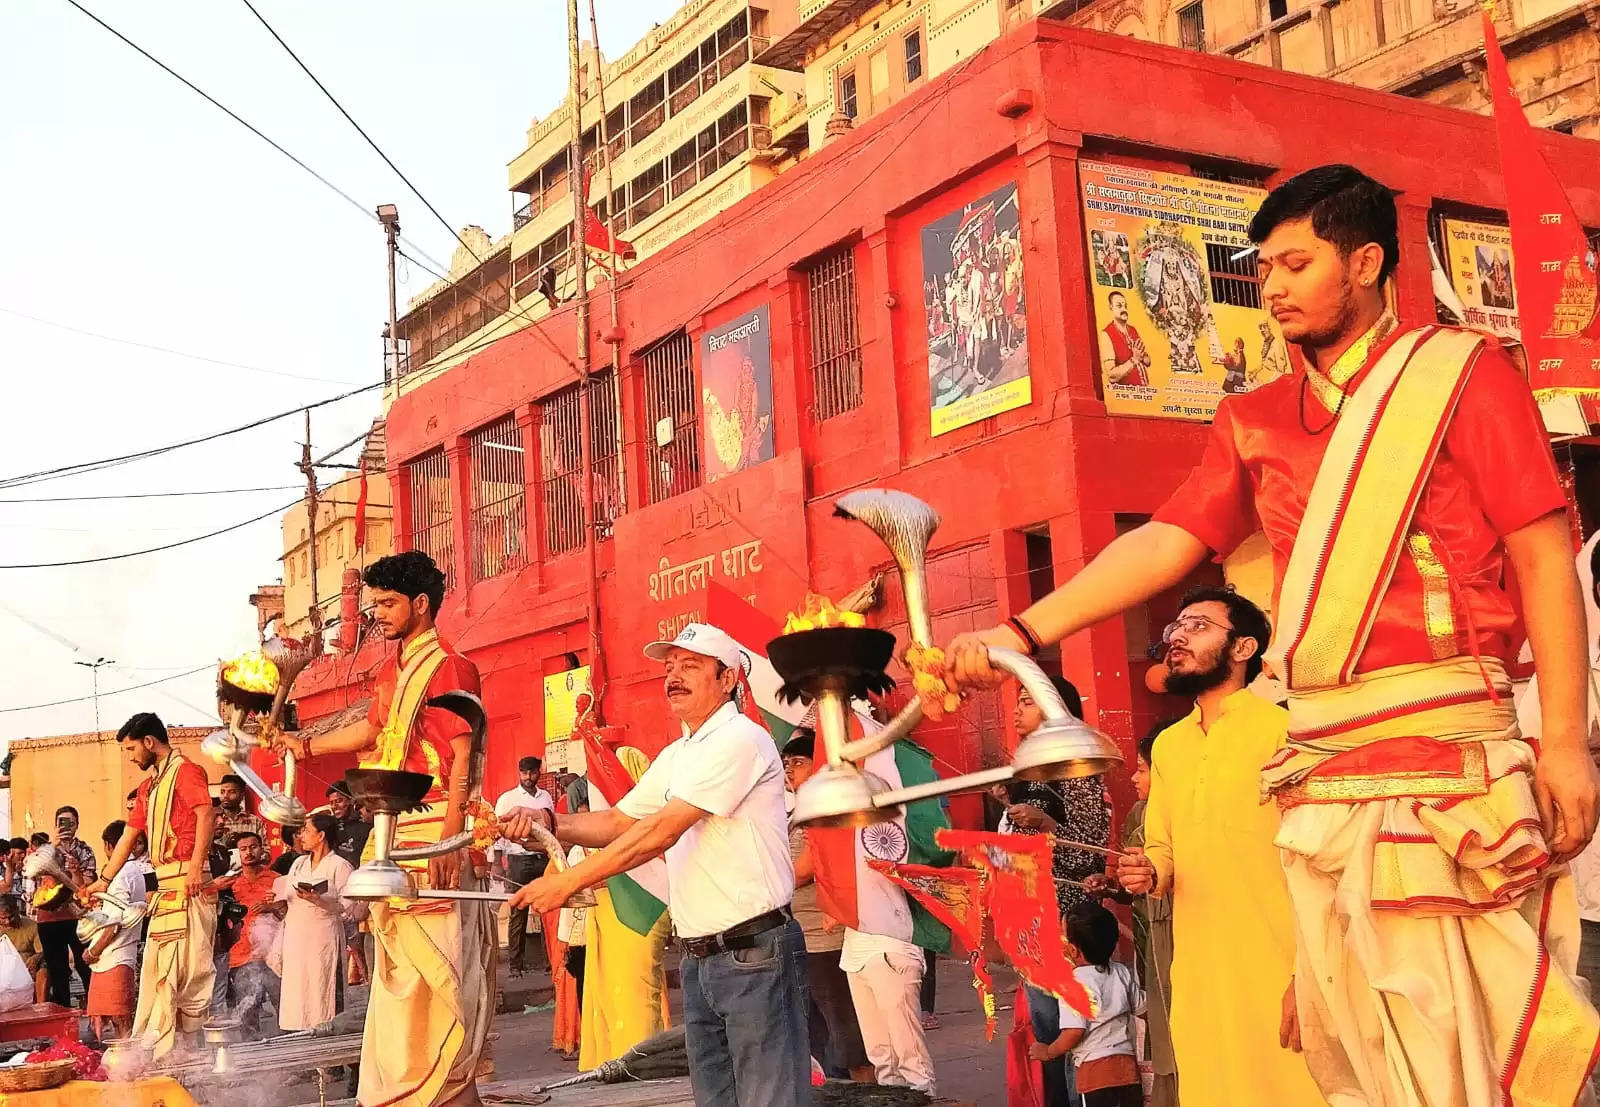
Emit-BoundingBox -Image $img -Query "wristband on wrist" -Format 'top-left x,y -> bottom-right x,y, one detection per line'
298,736 -> 314,761
1006,614 -> 1044,656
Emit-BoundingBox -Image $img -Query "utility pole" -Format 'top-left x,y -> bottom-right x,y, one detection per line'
588,0 -> 627,522
378,204 -> 402,387
568,0 -> 606,714
299,409 -> 324,652
73,657 -> 114,736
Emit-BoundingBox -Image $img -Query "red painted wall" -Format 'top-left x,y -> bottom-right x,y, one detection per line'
287,21 -> 1600,827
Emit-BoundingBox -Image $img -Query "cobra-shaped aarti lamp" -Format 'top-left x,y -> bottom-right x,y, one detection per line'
784,490 -> 1123,828
201,637 -> 315,825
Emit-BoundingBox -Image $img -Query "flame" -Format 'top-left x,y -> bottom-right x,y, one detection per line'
222,650 -> 281,695
783,594 -> 867,633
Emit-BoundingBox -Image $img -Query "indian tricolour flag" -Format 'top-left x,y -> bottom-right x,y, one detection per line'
580,717 -> 670,933
706,582 -> 953,954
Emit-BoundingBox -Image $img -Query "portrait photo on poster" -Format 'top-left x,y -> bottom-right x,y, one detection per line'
921,180 -> 1034,437
1080,161 -> 1292,422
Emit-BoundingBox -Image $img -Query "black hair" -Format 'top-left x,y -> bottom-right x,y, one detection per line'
7,838 -> 25,852
307,811 -> 339,841
29,833 -> 49,848
363,551 -> 447,618
1138,717 -> 1182,765
0,895 -> 18,919
127,788 -> 139,801
233,830 -> 263,849
102,820 -> 126,847
1248,164 -> 1399,286
1108,290 -> 1128,306
782,728 -> 816,760
518,755 -> 543,774
1589,539 -> 1600,609
1066,901 -> 1121,969
1178,585 -> 1272,684
220,774 -> 246,790
326,781 -> 352,799
117,712 -> 169,746
54,806 -> 78,821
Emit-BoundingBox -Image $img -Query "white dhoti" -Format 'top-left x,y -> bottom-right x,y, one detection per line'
132,872 -> 218,1059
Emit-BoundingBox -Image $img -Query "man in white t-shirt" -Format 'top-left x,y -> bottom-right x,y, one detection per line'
84,820 -> 149,1041
506,623 -> 806,1106
491,756 -> 556,976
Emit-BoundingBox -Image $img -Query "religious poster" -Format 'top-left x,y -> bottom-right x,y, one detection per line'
1440,218 -> 1521,342
922,181 -> 1033,436
541,665 -> 590,774
700,306 -> 774,482
1079,161 -> 1291,421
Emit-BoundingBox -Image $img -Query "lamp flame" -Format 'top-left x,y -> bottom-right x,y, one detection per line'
221,651 -> 280,697
783,595 -> 867,633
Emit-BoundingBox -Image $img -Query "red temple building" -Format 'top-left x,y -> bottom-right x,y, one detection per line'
283,21 -> 1600,829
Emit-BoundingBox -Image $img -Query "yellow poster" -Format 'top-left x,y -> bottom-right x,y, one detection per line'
1079,161 -> 1291,421
1440,218 -> 1520,342
542,666 -> 590,774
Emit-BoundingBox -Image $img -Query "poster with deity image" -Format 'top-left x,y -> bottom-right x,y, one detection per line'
1439,218 -> 1521,342
1079,161 -> 1292,421
700,306 -> 775,482
922,181 -> 1033,437
542,665 -> 591,773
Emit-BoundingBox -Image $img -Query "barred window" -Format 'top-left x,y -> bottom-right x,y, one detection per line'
539,370 -> 624,556
641,331 -> 700,504
1204,240 -> 1263,309
405,449 -> 455,589
805,245 -> 864,420
1179,1 -> 1206,49
468,416 -> 526,581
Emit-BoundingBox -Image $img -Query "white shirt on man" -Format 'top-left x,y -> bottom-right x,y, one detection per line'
616,700 -> 793,939
89,863 -> 148,973
492,784 -> 555,858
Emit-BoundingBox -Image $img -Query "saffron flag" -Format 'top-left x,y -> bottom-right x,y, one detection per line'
353,468 -> 369,551
1481,6 -> 1600,395
870,860 -> 997,1038
582,170 -> 637,261
575,696 -> 668,934
937,828 -> 1093,1018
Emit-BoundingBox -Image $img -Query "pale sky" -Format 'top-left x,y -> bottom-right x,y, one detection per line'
0,0 -> 686,746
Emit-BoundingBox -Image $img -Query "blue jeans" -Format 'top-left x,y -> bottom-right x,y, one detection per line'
1026,982 -> 1077,1105
682,918 -> 810,1106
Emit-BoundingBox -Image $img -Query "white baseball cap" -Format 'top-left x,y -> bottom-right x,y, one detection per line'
642,622 -> 748,671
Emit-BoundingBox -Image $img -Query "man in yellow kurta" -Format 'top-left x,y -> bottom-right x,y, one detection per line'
1118,588 -> 1326,1107
286,552 -> 492,1107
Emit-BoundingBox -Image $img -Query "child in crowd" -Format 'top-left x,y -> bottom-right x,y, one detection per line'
1029,902 -> 1144,1106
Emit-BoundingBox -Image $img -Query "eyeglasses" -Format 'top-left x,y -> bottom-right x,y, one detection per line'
1160,615 -> 1233,643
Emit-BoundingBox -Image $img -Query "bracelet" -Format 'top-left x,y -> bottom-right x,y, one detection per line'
1006,614 -> 1044,656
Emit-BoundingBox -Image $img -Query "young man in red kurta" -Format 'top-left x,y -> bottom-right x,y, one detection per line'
935,165 -> 1600,1107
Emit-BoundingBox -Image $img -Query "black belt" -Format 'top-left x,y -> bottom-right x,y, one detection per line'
679,907 -> 791,958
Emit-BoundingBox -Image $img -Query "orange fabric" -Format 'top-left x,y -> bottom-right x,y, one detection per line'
545,909 -> 581,1054
226,868 -> 280,969
1304,734 -> 1470,780
85,965 -> 135,1017
1154,333 -> 1567,674
128,759 -> 211,860
365,638 -> 481,797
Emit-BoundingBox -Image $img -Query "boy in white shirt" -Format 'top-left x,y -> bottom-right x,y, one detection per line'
84,820 -> 149,1042
1031,903 -> 1144,1106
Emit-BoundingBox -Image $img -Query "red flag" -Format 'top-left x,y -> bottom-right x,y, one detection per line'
353,468 -> 369,551
1482,7 -> 1600,394
574,693 -> 633,808
1006,984 -> 1048,1107
582,170 -> 637,261
869,860 -> 997,1039
937,828 -> 1093,1018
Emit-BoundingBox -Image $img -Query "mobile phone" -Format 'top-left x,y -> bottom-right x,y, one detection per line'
143,872 -> 159,893
296,880 -> 329,894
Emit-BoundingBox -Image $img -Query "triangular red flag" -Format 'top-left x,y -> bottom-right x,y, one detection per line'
574,693 -> 633,808
353,468 -> 369,551
1482,7 -> 1600,394
581,169 -> 637,261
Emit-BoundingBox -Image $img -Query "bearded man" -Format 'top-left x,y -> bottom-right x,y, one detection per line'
938,164 -> 1600,1107
278,551 -> 490,1107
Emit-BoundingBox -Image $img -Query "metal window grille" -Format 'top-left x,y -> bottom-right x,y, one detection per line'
1204,240 -> 1263,309
405,449 -> 455,589
539,371 -> 623,556
1179,1 -> 1206,49
468,416 -> 526,581
540,386 -> 584,557
839,72 -> 858,119
641,331 -> 701,504
806,246 -> 865,420
905,32 -> 923,82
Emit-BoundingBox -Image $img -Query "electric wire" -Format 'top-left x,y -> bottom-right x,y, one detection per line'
0,499 -> 298,569
0,485 -> 300,503
0,665 -> 211,714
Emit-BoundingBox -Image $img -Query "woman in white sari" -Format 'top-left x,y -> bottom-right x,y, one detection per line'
275,813 -> 352,1034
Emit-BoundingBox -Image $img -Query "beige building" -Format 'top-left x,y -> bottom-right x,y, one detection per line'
392,0 -> 807,396
281,425 -> 393,640
760,0 -> 1597,140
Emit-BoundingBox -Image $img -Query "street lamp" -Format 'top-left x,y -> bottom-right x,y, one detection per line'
73,657 -> 115,737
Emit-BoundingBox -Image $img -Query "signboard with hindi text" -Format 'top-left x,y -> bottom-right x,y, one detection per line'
701,306 -> 775,482
1079,161 -> 1291,421
1440,218 -> 1521,343
542,666 -> 590,774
